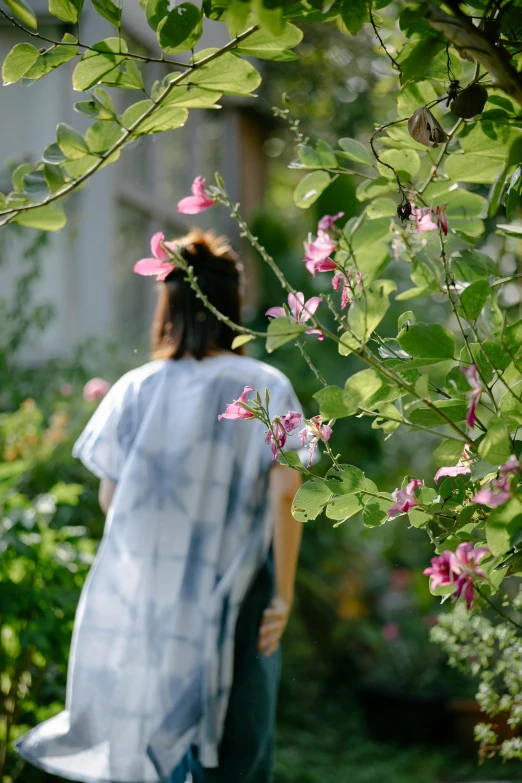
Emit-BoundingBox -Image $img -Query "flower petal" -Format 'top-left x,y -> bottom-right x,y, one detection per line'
150,231 -> 169,262
265,306 -> 286,319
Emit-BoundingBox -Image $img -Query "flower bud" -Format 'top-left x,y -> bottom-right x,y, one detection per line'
407,107 -> 447,148
450,84 -> 488,119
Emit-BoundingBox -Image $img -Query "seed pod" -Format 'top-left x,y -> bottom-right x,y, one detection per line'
408,107 -> 447,148
450,84 -> 488,119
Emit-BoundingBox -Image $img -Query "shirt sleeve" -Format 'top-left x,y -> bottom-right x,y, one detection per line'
72,377 -> 136,482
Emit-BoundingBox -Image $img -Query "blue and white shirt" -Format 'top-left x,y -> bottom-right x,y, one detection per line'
16,354 -> 302,783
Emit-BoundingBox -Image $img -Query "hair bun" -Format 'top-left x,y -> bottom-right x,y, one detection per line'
165,229 -> 242,282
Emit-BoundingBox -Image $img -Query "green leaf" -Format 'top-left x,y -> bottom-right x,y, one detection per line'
313,386 -> 349,419
43,143 -> 66,164
356,242 -> 390,283
2,43 -> 39,85
486,497 -> 522,555
460,120 -> 522,160
92,0 -> 122,26
316,139 -> 337,169
371,402 -> 401,436
396,261 -> 439,301
444,154 -> 504,184
85,120 -> 124,153
326,493 -> 363,521
452,249 -> 497,282
497,223 -> 522,238
366,198 -> 397,219
433,438 -> 465,468
50,481 -> 84,505
292,479 -> 332,522
235,21 -> 303,59
121,100 -> 188,134
408,400 -> 468,428
397,81 -> 437,116
341,0 -> 367,34
56,123 -> 89,159
364,494 -> 393,527
482,339 -> 511,372
348,279 -> 396,343
3,0 -> 37,28
343,369 -> 383,415
397,38 -> 445,82
499,382 -> 522,430
49,0 -> 83,22
325,464 -> 366,495
146,0 -> 169,30
102,59 -> 144,90
459,280 -> 490,321
356,176 -> 393,201
231,334 -> 255,350
506,166 -> 522,219
23,34 -> 78,81
190,49 -> 261,96
44,163 -> 67,193
158,3 -> 203,54
266,318 -> 307,353
277,450 -> 302,469
478,418 -> 512,464
254,0 -> 285,36
293,171 -> 331,209
398,323 -> 455,361
338,331 -> 361,356
22,170 -> 49,199
14,204 -> 66,231
378,148 -> 420,179
338,137 -> 374,166
431,187 -> 488,220
72,38 -> 128,91
162,84 -> 222,108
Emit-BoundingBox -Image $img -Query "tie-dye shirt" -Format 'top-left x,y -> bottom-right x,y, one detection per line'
16,355 -> 302,783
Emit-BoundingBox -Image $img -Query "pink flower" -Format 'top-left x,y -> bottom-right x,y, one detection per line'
454,542 -> 490,610
424,550 -> 460,590
318,212 -> 344,231
382,623 -> 400,642
412,206 -> 438,233
332,271 -> 353,310
411,205 -> 449,236
134,232 -> 176,281
83,377 -> 110,402
434,444 -> 473,482
177,176 -> 216,215
265,411 -> 303,460
299,415 -> 333,467
460,365 -> 482,428
266,292 -> 324,340
218,386 -> 256,421
281,410 -> 303,432
304,230 -> 337,276
388,478 -> 424,516
472,456 -> 521,508
424,543 -> 490,611
60,382 -> 74,397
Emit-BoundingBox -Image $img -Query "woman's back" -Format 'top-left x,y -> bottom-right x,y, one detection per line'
17,354 -> 299,783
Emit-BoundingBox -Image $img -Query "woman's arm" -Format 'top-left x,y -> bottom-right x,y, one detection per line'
99,477 -> 117,514
258,463 -> 303,657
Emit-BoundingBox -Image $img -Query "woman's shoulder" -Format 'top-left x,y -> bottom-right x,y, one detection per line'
112,360 -> 170,395
213,354 -> 294,393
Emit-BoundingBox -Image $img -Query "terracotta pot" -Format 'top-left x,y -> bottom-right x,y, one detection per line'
450,698 -> 519,756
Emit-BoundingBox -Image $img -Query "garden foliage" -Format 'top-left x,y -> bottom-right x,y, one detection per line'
2,0 -> 522,765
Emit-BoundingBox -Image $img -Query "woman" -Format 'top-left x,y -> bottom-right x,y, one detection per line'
16,231 -> 303,783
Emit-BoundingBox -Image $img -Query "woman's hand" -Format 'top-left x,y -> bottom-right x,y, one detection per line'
257,596 -> 290,657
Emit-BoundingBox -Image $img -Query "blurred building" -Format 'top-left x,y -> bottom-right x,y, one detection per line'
0,0 -> 267,361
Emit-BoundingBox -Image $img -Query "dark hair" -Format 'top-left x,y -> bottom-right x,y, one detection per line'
151,230 -> 244,361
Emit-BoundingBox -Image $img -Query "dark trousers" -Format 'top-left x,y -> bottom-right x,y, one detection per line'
169,556 -> 280,783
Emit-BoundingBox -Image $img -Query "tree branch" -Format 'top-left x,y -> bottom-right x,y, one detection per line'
424,2 -> 522,107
